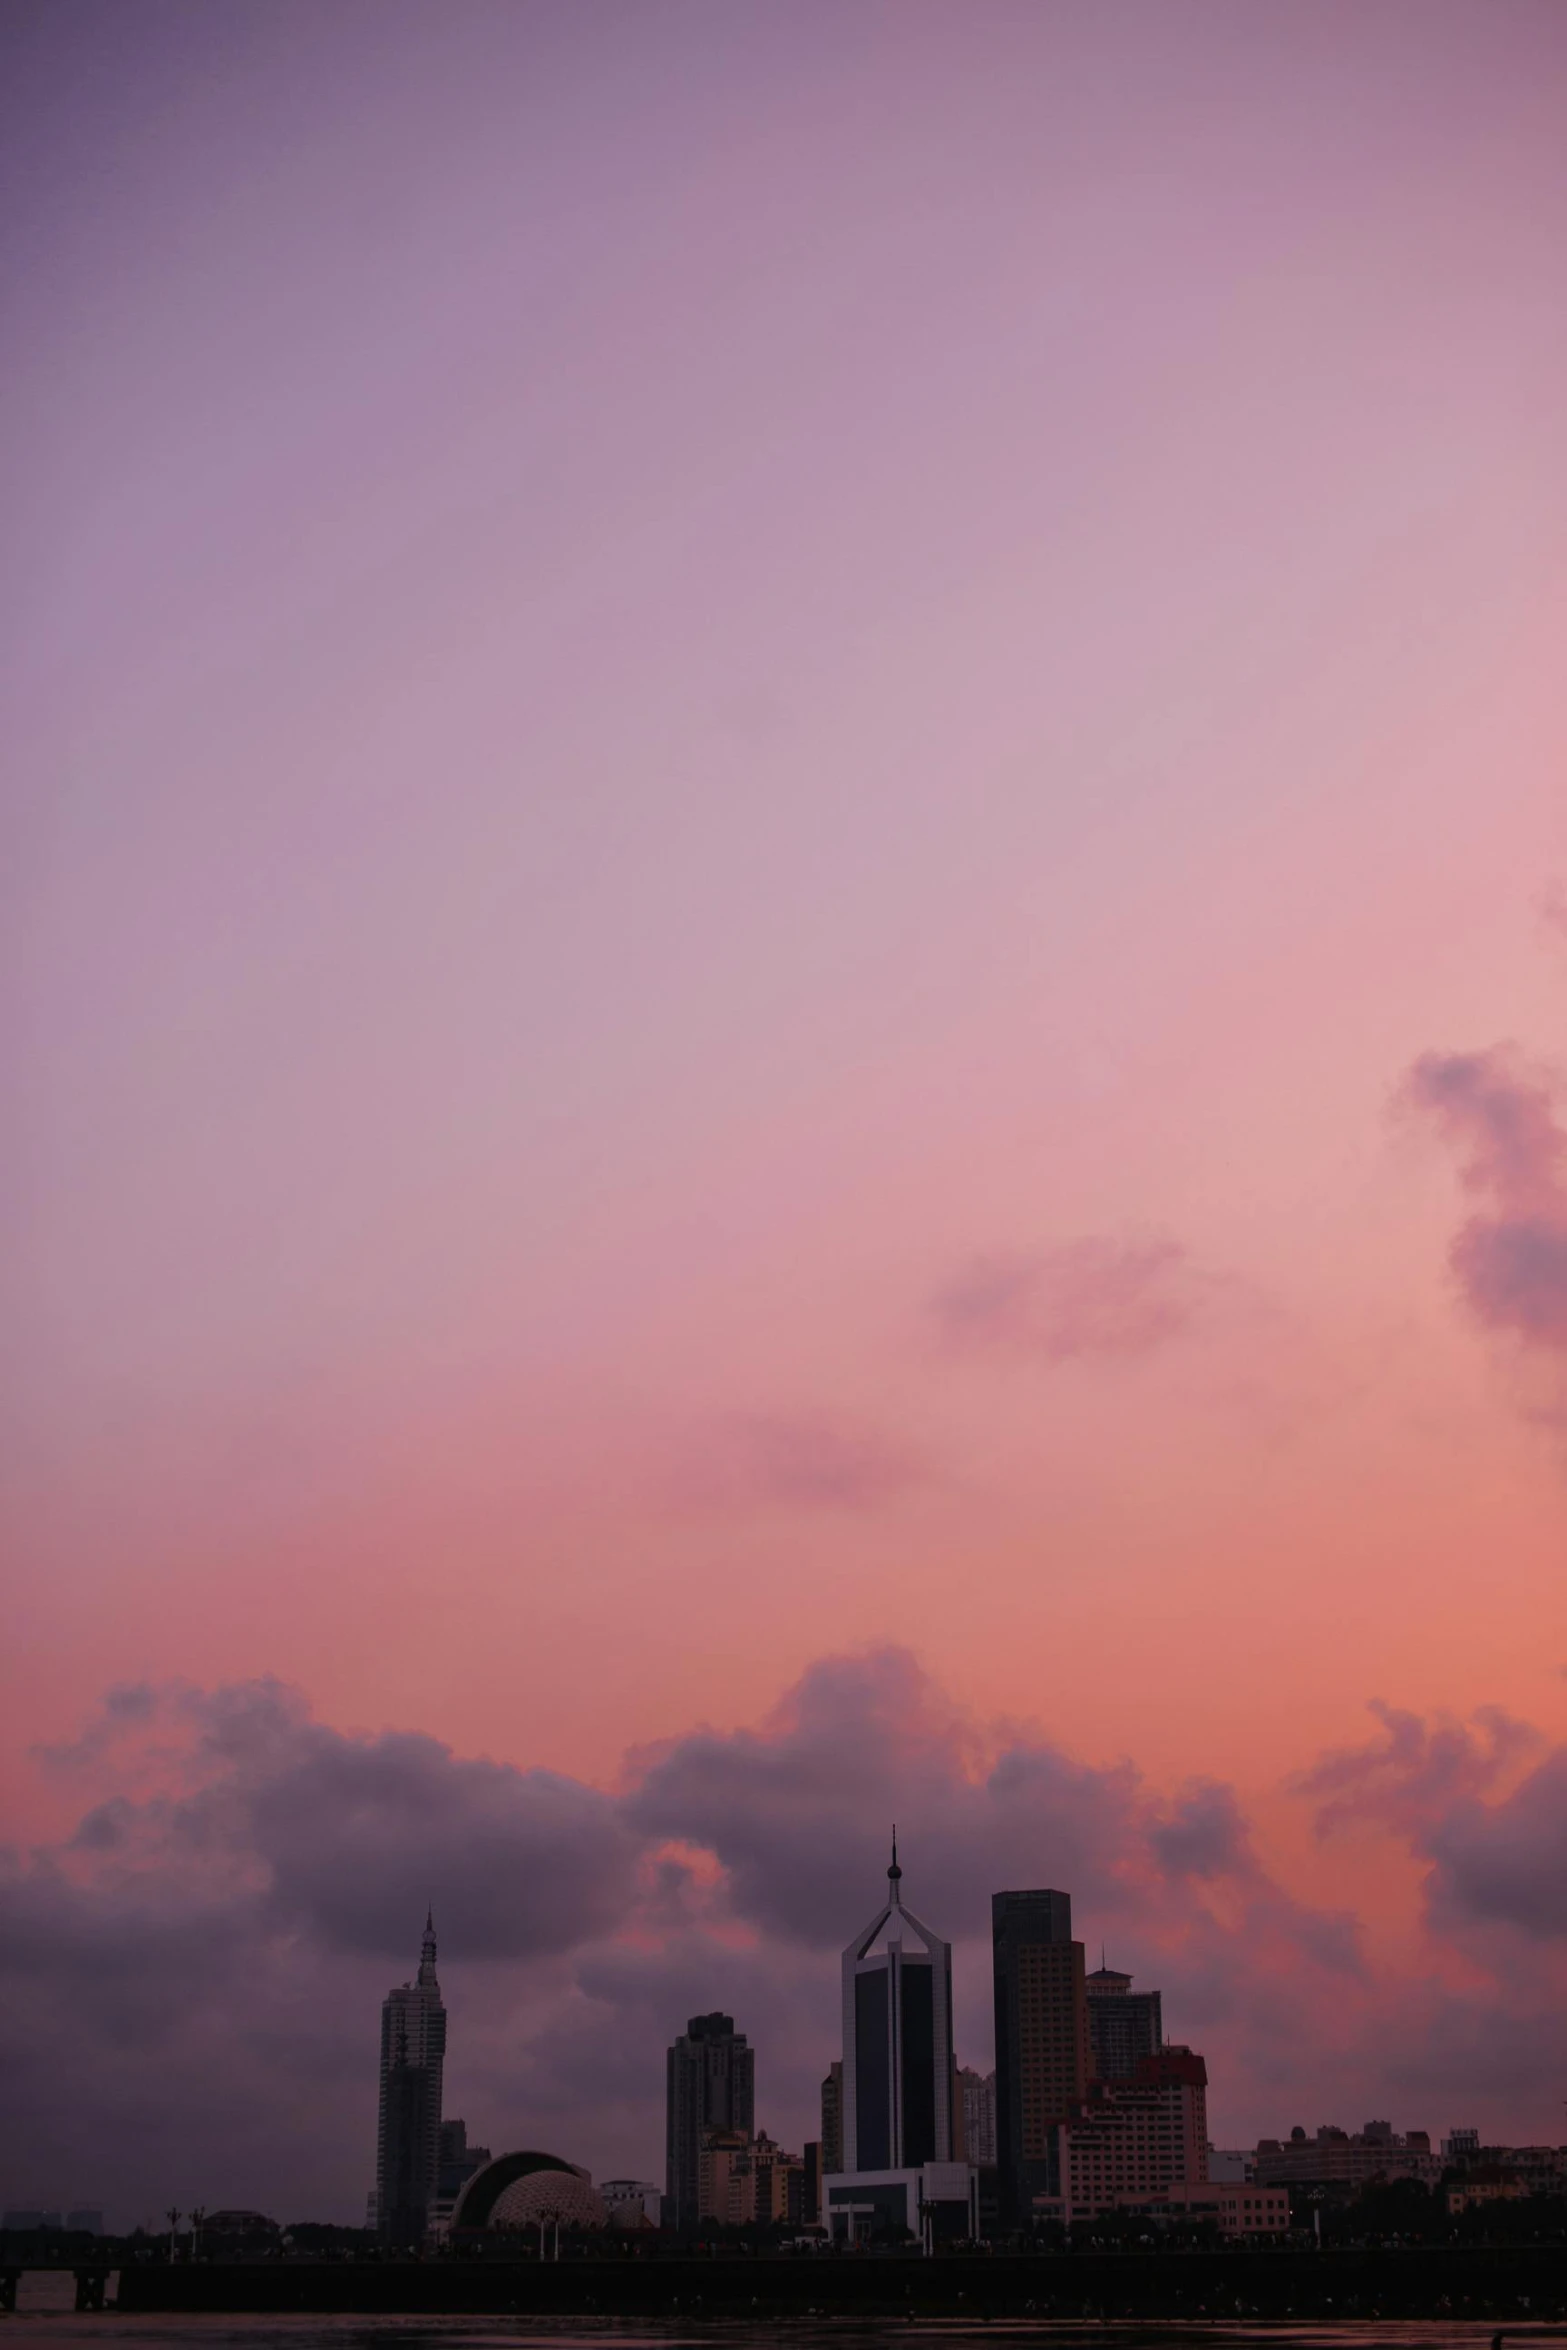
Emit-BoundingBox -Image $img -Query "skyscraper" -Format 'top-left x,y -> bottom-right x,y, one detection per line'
841,1838 -> 954,2172
1085,1963 -> 1163,2081
665,2012 -> 755,2230
821,1841 -> 976,2245
376,1912 -> 447,2245
992,1888 -> 1091,2224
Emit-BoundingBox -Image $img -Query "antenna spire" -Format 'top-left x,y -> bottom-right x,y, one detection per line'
887,1826 -> 902,1898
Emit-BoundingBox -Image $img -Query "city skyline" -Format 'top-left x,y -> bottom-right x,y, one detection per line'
6,0 -> 1567,2233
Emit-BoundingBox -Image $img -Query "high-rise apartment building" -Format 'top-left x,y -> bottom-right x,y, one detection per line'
958,2066 -> 997,2164
1085,1965 -> 1163,2081
821,2061 -> 843,2174
376,1912 -> 447,2245
992,1888 -> 1091,2223
665,2012 -> 755,2230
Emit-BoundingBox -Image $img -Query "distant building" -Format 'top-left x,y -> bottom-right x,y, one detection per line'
958,2067 -> 997,2164
751,2134 -> 808,2227
1115,2180 -> 1289,2237
4,2208 -> 104,2236
429,2120 -> 491,2238
1443,2128 -> 1481,2159
1036,2047 -> 1210,2223
1448,2171 -> 1531,2213
1085,1964 -> 1163,2081
1254,2122 -> 1439,2189
665,2013 -> 755,2230
697,2128 -> 753,2226
821,2061 -> 843,2174
802,2141 -> 823,2225
1207,2147 -> 1252,2183
600,2178 -> 662,2228
452,2152 -> 603,2236
992,1888 -> 1091,2222
375,1911 -> 447,2245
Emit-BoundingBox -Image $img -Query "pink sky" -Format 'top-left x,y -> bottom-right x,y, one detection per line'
4,0 -> 1567,2219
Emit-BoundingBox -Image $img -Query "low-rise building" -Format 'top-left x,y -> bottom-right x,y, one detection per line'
1447,2174 -> 1530,2214
1113,2182 -> 1290,2237
823,2160 -> 979,2247
1254,2122 -> 1439,2190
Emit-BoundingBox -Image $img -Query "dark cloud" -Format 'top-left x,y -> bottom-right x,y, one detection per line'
1405,1046 -> 1567,1354
625,1649 -> 1150,1947
37,1679 -> 637,1963
7,1657 -> 1567,2228
933,1235 -> 1197,1361
1295,1700 -> 1541,1840
1149,1781 -> 1257,1881
1297,1700 -> 1567,1941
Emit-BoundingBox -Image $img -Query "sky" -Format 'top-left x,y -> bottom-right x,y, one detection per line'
3,0 -> 1567,2229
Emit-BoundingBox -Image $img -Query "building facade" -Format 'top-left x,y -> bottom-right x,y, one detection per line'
1085,1965 -> 1163,2081
1037,2047 -> 1209,2223
1115,2181 -> 1290,2237
1253,2122 -> 1439,2189
429,2119 -> 491,2238
665,2012 -> 755,2229
822,1843 -> 975,2247
821,2061 -> 844,2175
958,2066 -> 997,2164
599,2178 -> 663,2227
992,1888 -> 1091,2222
375,1912 -> 448,2245
841,1841 -> 955,2172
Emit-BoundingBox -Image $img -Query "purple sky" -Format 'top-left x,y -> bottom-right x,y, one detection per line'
4,0 -> 1567,2227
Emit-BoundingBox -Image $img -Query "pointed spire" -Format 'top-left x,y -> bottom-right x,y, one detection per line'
418,1906 -> 439,1988
887,1825 -> 902,1903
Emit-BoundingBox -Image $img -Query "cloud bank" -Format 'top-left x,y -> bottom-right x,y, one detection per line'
6,1656 -> 1567,2226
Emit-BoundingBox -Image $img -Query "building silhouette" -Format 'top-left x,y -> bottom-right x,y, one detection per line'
664,2012 -> 754,2230
992,1888 -> 1091,2224
958,2065 -> 997,2163
375,1911 -> 447,2245
820,2060 -> 843,2174
1085,1963 -> 1163,2081
840,1837 -> 954,2172
822,1841 -> 976,2245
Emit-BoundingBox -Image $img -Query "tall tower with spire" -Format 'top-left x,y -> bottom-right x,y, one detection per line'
375,1911 -> 448,2245
839,1834 -> 955,2173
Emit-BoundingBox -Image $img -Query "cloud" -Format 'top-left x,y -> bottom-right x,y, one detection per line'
1404,1046 -> 1567,1353
1295,1699 -> 1542,1841
1297,1699 -> 1567,1941
6,1655 -> 1567,2228
625,1649 -> 1151,1946
933,1234 -> 1198,1361
1540,882 -> 1567,950
1149,1780 -> 1258,1882
682,1412 -> 927,1512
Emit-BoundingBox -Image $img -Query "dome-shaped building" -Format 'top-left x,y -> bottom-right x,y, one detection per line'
452,2150 -> 605,2236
